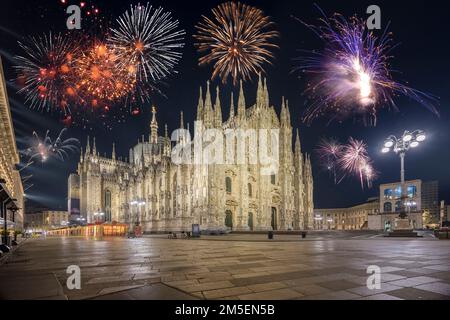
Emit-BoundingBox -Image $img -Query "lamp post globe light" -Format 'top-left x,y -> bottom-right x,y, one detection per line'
381,130 -> 426,220
93,209 -> 105,223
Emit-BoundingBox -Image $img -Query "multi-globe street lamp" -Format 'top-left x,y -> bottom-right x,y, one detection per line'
76,217 -> 86,225
93,210 -> 105,223
129,199 -> 146,230
381,130 -> 426,218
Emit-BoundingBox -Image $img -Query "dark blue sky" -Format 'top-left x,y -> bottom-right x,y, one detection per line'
1,0 -> 449,211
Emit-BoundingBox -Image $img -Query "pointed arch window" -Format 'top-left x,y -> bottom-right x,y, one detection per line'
104,190 -> 112,222
226,177 -> 232,193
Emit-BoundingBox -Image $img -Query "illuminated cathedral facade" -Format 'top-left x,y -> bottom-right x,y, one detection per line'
68,78 -> 314,232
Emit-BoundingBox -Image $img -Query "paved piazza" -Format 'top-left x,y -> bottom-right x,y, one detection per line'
1,233 -> 450,300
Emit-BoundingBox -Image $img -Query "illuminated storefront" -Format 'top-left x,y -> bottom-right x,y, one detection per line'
46,222 -> 128,237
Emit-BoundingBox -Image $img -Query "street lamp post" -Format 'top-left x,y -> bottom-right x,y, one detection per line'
381,129 -> 426,219
130,200 -> 146,224
93,210 -> 104,223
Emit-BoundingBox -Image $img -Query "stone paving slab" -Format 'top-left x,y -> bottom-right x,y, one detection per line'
414,282 -> 450,296
347,283 -> 403,296
387,287 -> 450,300
92,283 -> 197,300
0,272 -> 66,300
1,235 -> 449,300
291,284 -> 331,296
388,276 -> 441,288
238,288 -> 303,300
298,290 -> 361,300
357,293 -> 403,300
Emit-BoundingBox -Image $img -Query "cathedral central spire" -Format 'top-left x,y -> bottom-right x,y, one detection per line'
150,105 -> 158,143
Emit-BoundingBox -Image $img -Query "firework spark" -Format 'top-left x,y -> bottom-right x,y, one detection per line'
194,1 -> 279,85
316,137 -> 376,188
295,7 -> 439,125
337,137 -> 375,188
14,33 -> 78,113
316,138 -> 343,184
108,3 -> 185,83
73,42 -> 136,105
22,128 -> 80,162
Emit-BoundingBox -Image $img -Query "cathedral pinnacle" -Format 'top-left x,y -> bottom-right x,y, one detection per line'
280,97 -> 287,124
204,81 -> 214,126
215,86 -> 222,126
112,142 -> 116,160
256,73 -> 264,108
237,80 -> 245,118
85,136 -> 90,154
197,86 -> 204,121
229,92 -> 235,120
180,111 -> 184,129
93,136 -> 97,154
264,78 -> 269,108
295,128 -> 301,154
150,105 -> 158,143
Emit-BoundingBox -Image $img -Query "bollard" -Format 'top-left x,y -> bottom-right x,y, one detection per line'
301,232 -> 306,239
268,231 -> 274,239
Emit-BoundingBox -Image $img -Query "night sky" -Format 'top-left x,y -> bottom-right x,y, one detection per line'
1,0 -> 449,211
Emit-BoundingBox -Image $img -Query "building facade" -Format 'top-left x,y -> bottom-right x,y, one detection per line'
313,198 -> 379,230
422,181 -> 439,222
379,179 -> 422,214
68,173 -> 80,219
376,179 -> 438,229
69,78 -> 314,232
0,56 -> 24,232
24,210 -> 70,230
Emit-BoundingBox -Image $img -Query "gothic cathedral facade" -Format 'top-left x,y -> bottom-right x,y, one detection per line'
68,78 -> 314,232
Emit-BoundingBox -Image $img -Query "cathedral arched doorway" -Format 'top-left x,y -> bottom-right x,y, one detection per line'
225,210 -> 233,229
248,212 -> 253,231
271,207 -> 277,230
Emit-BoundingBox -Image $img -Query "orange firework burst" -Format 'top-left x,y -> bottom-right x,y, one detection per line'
194,1 -> 279,85
74,43 -> 137,105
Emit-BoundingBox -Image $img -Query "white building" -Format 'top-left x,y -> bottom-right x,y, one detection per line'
314,198 -> 379,230
69,78 -> 314,232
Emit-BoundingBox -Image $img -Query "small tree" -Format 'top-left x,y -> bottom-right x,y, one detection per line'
422,210 -> 433,228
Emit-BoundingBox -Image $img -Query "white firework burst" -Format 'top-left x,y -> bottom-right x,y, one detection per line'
108,3 -> 185,82
21,128 -> 80,163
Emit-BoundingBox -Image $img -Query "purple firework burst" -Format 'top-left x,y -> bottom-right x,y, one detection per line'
295,7 -> 439,125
